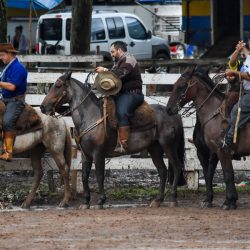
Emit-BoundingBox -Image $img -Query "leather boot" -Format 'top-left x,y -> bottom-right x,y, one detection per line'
0,131 -> 15,161
113,126 -> 130,153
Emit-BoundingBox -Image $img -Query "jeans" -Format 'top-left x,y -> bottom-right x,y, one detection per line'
226,92 -> 250,143
2,98 -> 25,131
114,91 -> 144,126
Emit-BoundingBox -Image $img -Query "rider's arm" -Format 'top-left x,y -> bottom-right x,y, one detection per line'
0,81 -> 16,91
228,41 -> 245,70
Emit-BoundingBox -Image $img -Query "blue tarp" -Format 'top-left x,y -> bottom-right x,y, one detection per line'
6,0 -> 63,10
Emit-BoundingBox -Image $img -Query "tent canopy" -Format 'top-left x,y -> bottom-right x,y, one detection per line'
7,0 -> 63,10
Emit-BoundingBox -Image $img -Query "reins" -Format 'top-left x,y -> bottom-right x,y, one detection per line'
53,72 -> 108,142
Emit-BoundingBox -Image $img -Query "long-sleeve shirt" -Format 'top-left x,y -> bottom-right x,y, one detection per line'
110,52 -> 142,92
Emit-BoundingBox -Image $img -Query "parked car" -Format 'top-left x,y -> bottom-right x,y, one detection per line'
36,9 -> 171,60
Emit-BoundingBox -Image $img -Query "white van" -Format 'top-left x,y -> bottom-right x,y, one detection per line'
36,10 -> 170,60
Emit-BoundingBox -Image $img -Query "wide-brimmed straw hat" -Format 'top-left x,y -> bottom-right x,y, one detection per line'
0,43 -> 19,54
94,71 -> 122,96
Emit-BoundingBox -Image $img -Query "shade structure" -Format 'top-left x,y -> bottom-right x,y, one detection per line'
6,0 -> 63,10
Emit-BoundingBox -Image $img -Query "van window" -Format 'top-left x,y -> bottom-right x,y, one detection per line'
92,18 -> 106,41
40,18 -> 62,41
66,18 -> 106,41
106,17 -> 125,39
125,17 -> 147,40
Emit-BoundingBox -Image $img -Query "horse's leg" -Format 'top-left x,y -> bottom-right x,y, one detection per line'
94,154 -> 106,209
21,144 -> 45,209
202,153 -> 218,208
79,153 -> 93,210
200,152 -> 218,208
164,146 -> 183,207
50,151 -> 71,208
218,153 -> 238,210
148,143 -> 167,208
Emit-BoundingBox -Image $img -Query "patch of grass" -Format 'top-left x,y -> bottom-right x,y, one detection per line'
107,186 -> 158,200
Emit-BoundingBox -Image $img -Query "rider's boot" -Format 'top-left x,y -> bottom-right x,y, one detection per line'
113,126 -> 130,153
0,131 -> 15,161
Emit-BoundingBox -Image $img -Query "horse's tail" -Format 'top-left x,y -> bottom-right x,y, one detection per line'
64,122 -> 72,170
168,115 -> 186,186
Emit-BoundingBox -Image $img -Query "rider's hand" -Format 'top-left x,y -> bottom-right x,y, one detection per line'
225,70 -> 237,81
95,66 -> 108,73
235,40 -> 246,52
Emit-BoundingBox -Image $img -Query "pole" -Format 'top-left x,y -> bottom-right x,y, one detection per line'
29,0 -> 33,54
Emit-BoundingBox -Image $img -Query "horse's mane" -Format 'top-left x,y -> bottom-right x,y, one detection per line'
193,67 -> 225,99
71,77 -> 101,106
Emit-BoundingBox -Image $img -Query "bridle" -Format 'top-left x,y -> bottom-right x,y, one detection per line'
177,72 -> 225,118
52,74 -> 94,118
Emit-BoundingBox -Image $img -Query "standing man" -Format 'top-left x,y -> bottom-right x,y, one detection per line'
96,41 -> 144,153
11,25 -> 28,54
0,43 -> 27,161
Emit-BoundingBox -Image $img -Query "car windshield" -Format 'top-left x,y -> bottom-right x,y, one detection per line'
40,18 -> 62,41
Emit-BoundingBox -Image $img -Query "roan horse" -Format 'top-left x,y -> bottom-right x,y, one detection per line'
40,71 -> 185,209
4,109 -> 72,208
167,66 -> 247,210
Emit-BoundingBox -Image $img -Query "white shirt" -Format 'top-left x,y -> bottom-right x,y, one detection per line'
242,55 -> 250,90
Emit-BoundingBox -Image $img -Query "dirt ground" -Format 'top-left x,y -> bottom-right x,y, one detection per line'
1,193 -> 250,250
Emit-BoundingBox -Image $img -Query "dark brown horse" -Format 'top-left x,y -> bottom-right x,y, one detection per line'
40,71 -> 185,209
167,67 -> 246,210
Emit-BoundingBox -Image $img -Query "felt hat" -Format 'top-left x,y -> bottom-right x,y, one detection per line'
94,71 -> 122,96
0,43 -> 19,54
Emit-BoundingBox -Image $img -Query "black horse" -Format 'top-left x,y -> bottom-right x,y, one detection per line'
41,71 -> 185,209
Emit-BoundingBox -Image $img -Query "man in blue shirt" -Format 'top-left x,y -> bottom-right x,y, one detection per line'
0,43 -> 27,161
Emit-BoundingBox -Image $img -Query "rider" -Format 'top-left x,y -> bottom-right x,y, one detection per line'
95,41 -> 144,153
0,43 -> 27,161
222,40 -> 250,149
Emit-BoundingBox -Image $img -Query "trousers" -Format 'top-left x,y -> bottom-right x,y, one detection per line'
114,91 -> 144,126
2,98 -> 25,131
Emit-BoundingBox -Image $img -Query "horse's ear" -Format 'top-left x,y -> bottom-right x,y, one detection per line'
64,71 -> 72,80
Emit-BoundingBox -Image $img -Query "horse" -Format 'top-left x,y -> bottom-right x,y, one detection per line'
5,109 -> 72,209
166,66 -> 249,210
192,72 -> 242,208
40,71 -> 185,209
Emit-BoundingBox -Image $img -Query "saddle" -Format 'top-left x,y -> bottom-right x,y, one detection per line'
104,97 -> 156,131
0,101 -> 43,135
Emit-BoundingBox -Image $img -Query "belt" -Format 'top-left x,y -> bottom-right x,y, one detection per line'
125,89 -> 142,94
2,94 -> 26,101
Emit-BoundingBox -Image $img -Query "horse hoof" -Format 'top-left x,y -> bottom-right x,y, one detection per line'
79,204 -> 90,210
59,201 -> 69,208
221,204 -> 230,210
169,201 -> 177,207
201,201 -> 212,208
94,204 -> 104,210
150,200 -> 161,208
230,203 -> 237,210
21,202 -> 30,209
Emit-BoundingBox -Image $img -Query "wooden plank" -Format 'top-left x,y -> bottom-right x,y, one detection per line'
17,55 -> 103,63
25,72 -> 227,85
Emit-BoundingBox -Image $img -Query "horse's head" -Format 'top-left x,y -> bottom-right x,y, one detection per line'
41,71 -> 72,115
166,67 -> 198,115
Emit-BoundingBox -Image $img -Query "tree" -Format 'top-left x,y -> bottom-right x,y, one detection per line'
71,0 -> 93,55
0,0 -> 7,43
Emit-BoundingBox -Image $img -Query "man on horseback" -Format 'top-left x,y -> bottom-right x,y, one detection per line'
0,43 -> 27,161
96,41 -> 144,153
222,41 -> 250,150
